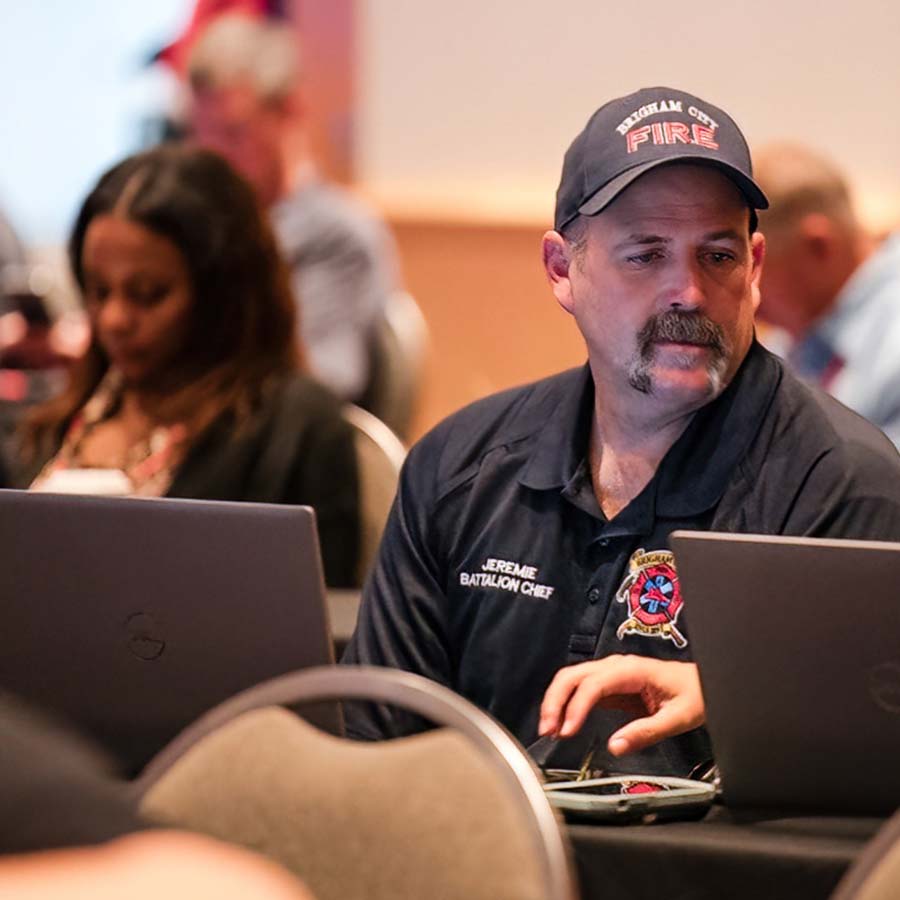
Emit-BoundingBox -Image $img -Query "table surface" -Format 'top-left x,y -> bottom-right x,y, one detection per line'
567,804 -> 884,900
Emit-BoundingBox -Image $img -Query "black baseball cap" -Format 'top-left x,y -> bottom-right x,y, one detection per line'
554,86 -> 768,232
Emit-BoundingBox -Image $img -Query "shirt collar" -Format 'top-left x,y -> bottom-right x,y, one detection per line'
518,364 -> 594,492
271,163 -> 320,218
518,340 -> 782,518
654,339 -> 781,516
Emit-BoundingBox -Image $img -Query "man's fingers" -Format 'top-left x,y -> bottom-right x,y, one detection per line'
539,656 -> 652,737
541,657 -> 705,752
556,679 -> 612,736
606,695 -> 701,756
538,665 -> 587,735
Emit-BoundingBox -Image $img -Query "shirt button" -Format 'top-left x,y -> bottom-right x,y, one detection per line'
587,587 -> 602,604
597,538 -> 610,548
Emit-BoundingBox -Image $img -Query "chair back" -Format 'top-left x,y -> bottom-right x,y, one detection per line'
358,290 -> 428,441
342,404 -> 405,585
134,666 -> 577,900
832,809 -> 900,900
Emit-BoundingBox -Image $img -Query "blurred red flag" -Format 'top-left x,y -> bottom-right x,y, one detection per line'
153,0 -> 291,74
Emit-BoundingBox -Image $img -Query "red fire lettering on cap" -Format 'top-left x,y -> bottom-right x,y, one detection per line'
626,121 -> 720,154
691,124 -> 719,149
663,122 -> 692,145
626,126 -> 652,153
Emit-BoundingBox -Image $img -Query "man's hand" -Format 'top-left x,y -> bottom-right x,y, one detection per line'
538,655 -> 705,756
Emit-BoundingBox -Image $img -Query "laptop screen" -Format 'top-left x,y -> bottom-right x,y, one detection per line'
671,530 -> 900,814
0,489 -> 338,775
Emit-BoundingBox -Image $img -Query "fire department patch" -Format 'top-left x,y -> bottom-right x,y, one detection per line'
615,548 -> 687,648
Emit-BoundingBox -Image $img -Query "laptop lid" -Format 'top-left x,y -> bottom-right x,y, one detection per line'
671,530 -> 900,815
0,489 -> 339,775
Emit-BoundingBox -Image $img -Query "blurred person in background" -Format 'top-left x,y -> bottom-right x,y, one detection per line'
0,203 -> 25,482
13,144 -> 359,587
0,284 -> 74,470
0,205 -> 26,285
186,12 -> 397,402
755,143 -> 900,447
0,205 -> 66,484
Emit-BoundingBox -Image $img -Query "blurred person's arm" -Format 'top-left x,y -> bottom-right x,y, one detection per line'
0,831 -> 315,900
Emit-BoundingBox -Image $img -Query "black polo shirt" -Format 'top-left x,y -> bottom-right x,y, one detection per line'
342,340 -> 900,775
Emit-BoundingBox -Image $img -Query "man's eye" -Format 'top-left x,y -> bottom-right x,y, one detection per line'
626,251 -> 662,265
706,251 -> 736,265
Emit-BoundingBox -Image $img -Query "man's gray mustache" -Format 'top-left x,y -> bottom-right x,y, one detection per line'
638,312 -> 726,354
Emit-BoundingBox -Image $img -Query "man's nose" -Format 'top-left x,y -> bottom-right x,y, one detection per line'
666,259 -> 706,310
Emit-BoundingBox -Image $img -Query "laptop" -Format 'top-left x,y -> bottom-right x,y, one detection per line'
671,530 -> 900,815
0,489 -> 339,775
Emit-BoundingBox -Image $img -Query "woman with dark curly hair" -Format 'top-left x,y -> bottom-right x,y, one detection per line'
18,144 -> 359,586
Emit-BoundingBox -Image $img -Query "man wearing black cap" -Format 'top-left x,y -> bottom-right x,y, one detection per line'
342,87 -> 900,776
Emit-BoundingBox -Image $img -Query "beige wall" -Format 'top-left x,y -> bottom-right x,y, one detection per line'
358,1 -> 900,232
392,218 -> 586,440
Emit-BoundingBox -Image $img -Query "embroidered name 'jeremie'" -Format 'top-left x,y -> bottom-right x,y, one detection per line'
458,557 -> 556,599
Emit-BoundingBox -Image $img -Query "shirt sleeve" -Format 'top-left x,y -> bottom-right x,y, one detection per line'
340,433 -> 453,740
780,439 -> 900,540
871,403 -> 900,453
294,219 -> 395,402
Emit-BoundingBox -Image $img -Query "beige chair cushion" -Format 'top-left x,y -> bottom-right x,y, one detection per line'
141,708 -> 549,900
352,428 -> 399,583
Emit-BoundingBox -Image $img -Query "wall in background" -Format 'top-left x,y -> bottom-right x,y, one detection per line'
294,1 -> 355,184
393,219 -> 585,440
358,0 -> 900,232
0,2 -> 189,247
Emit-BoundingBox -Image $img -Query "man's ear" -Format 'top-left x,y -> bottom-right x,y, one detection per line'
750,231 -> 765,312
542,231 -> 576,315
